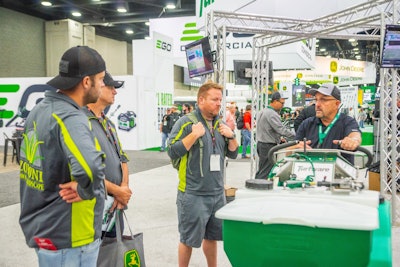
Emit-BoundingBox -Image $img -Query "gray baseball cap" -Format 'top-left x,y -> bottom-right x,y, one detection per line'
309,83 -> 341,101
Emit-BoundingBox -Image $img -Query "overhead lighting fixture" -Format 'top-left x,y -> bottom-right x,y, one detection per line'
145,21 -> 150,26
41,1 -> 52,6
126,29 -> 134,34
319,48 -> 326,52
145,36 -> 151,40
117,7 -> 127,13
353,47 -> 359,51
72,12 -> 81,17
165,3 -> 176,9
349,38 -> 356,42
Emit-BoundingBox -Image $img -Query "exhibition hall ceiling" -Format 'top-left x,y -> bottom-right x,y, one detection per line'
0,0 -> 379,62
0,0 -> 196,41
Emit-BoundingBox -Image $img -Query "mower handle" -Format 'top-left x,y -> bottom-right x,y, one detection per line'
267,140 -> 373,168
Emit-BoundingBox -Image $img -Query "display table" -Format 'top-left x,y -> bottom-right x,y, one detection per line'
216,193 -> 391,267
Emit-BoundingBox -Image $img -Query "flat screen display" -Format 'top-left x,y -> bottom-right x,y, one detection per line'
233,60 -> 252,85
184,37 -> 214,78
233,60 -> 274,86
381,24 -> 400,68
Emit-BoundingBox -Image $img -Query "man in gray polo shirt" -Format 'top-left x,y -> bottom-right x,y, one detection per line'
255,92 -> 295,179
83,71 -> 132,236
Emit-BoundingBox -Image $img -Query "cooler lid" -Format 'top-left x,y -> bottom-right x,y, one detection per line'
215,196 -> 378,230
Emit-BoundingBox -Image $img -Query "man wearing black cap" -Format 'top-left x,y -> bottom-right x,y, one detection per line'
255,92 -> 295,179
84,72 -> 132,238
19,46 -> 106,266
295,83 -> 361,163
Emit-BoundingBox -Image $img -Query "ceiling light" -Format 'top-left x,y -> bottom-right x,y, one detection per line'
349,38 -> 356,42
41,1 -> 52,6
166,3 -> 176,9
145,36 -> 151,40
353,47 -> 359,51
319,48 -> 326,52
145,21 -> 150,26
126,30 -> 134,34
72,12 -> 81,17
117,7 -> 127,13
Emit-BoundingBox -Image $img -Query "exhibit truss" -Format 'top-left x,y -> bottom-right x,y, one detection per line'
206,0 -> 400,224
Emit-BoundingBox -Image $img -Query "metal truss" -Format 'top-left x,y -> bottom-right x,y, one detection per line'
206,0 -> 400,223
380,69 -> 400,225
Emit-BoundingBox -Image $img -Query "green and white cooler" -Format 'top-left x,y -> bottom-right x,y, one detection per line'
216,196 -> 379,267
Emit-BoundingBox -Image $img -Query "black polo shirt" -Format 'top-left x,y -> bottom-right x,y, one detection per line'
296,113 -> 360,163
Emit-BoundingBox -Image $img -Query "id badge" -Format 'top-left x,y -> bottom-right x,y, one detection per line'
210,154 -> 221,172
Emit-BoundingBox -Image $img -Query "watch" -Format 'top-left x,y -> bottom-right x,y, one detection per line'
227,132 -> 236,140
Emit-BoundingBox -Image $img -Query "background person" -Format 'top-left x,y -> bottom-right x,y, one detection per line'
241,104 -> 252,159
19,46 -> 106,267
225,102 -> 236,131
160,107 -> 172,152
255,92 -> 295,179
84,71 -> 132,237
295,83 -> 361,164
182,103 -> 191,115
167,81 -> 238,267
294,100 -> 316,132
358,108 -> 367,128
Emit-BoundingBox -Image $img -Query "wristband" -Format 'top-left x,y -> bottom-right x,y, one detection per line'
227,132 -> 236,140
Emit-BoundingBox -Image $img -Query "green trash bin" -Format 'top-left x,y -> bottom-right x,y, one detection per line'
216,196 -> 379,267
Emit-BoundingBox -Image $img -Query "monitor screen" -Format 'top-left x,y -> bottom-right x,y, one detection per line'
381,24 -> 400,68
233,60 -> 252,85
233,60 -> 274,86
183,67 -> 206,87
184,37 -> 214,78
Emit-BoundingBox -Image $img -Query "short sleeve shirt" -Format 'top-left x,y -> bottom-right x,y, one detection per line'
243,111 -> 251,130
296,113 -> 360,162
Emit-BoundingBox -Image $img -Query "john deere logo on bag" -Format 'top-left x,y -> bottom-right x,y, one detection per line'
124,249 -> 141,267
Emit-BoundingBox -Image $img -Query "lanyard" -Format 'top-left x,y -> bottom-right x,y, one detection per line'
199,111 -> 219,153
318,112 -> 340,146
88,108 -> 120,155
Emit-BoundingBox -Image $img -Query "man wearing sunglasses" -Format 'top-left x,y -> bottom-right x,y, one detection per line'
295,83 -> 361,164
255,91 -> 295,179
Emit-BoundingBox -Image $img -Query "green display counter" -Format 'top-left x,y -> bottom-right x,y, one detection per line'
362,131 -> 374,146
368,201 -> 392,267
217,197 -> 391,267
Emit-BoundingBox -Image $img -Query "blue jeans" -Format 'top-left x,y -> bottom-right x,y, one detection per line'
161,132 -> 169,150
36,238 -> 100,267
241,129 -> 251,157
359,120 -> 364,128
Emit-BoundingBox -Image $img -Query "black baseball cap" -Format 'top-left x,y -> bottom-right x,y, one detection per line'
271,91 -> 287,102
309,83 -> 341,101
104,71 -> 124,88
47,46 -> 106,90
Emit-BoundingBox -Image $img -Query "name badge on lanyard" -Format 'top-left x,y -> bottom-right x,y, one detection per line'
210,154 -> 221,171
